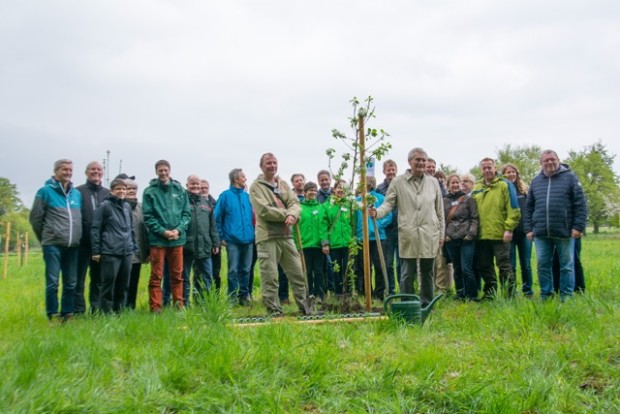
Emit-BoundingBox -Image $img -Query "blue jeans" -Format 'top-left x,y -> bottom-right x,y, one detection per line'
43,245 -> 79,318
510,232 -> 533,296
191,256 -> 213,300
163,254 -> 213,306
535,237 -> 574,299
227,242 -> 253,298
445,239 -> 477,299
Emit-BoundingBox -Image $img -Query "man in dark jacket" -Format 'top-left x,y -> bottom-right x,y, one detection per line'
30,159 -> 82,321
143,160 -> 191,312
524,149 -> 587,300
184,175 -> 220,304
75,161 -> 110,314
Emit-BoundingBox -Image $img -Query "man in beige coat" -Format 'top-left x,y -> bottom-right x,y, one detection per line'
249,153 -> 312,316
370,147 -> 445,306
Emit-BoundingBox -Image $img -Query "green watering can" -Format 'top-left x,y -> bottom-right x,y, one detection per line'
384,293 -> 443,325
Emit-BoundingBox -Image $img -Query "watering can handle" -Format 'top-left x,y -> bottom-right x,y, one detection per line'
384,294 -> 420,314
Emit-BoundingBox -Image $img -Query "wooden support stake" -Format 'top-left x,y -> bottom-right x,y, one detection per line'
358,115 -> 372,312
24,232 -> 29,267
16,233 -> 22,267
3,222 -> 10,279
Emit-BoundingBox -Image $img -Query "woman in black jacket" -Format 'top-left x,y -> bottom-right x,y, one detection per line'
443,174 -> 479,301
91,179 -> 137,313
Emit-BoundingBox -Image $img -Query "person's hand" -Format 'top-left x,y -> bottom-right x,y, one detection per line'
503,231 -> 513,243
322,245 -> 330,255
526,231 -> 534,241
284,215 -> 297,226
221,240 -> 227,247
92,255 -> 101,262
213,247 -> 220,255
368,205 -> 377,218
572,229 -> 583,239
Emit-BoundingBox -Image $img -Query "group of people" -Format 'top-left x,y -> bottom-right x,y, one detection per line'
30,146 -> 587,321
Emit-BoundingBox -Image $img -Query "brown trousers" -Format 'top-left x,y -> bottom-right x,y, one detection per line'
149,246 -> 184,311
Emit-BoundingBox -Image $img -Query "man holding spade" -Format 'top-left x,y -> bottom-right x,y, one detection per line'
249,152 -> 314,316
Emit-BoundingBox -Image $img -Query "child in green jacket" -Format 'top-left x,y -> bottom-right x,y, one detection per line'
297,182 -> 328,301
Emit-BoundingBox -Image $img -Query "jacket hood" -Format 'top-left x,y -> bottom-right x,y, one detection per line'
85,180 -> 104,191
538,163 -> 571,179
45,177 -> 73,192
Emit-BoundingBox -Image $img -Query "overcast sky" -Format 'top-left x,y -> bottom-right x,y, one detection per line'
1,1 -> 619,207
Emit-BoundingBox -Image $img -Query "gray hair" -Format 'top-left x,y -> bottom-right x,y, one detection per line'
53,159 -> 72,172
229,168 -> 243,185
85,161 -> 102,173
407,147 -> 428,161
540,149 -> 559,161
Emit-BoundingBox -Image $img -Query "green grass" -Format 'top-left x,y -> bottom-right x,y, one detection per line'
1,235 -> 619,413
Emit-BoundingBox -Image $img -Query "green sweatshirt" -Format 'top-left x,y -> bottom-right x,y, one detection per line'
296,199 -> 328,249
323,195 -> 353,249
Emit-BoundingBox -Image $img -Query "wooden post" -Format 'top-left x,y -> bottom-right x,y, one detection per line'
358,115 -> 372,312
16,233 -> 22,267
24,232 -> 29,267
3,222 -> 10,279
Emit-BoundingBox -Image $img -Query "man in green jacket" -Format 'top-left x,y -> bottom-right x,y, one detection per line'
249,153 -> 312,316
471,157 -> 520,299
142,160 -> 191,312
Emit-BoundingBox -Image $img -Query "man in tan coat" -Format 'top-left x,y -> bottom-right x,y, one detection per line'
370,147 -> 445,306
249,153 -> 312,316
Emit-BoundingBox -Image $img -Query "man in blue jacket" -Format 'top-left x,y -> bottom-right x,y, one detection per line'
215,168 -> 255,306
524,149 -> 587,300
30,159 -> 82,321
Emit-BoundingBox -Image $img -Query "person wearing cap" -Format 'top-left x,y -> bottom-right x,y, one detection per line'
75,161 -> 110,314
90,178 -> 137,313
30,159 -> 83,321
142,160 -> 191,312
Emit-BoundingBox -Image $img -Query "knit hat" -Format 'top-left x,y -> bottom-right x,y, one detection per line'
115,173 -> 136,180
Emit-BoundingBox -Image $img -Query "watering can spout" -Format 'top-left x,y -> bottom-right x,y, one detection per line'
421,293 -> 443,325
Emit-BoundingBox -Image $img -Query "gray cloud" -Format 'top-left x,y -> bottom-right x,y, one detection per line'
1,1 -> 619,207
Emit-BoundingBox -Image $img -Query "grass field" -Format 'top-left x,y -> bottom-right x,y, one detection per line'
1,234 -> 619,413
